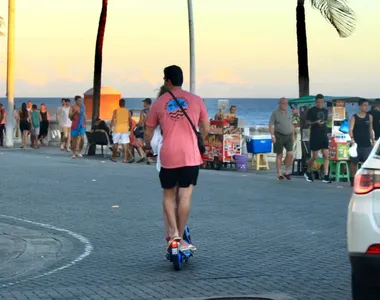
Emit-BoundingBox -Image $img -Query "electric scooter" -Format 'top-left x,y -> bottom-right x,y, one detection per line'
166,226 -> 194,271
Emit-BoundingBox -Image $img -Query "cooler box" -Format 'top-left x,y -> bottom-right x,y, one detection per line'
246,135 -> 272,154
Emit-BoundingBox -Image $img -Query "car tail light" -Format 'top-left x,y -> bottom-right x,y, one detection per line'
366,244 -> 380,254
354,169 -> 380,195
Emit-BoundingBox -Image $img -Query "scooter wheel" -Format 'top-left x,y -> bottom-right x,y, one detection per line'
173,252 -> 182,271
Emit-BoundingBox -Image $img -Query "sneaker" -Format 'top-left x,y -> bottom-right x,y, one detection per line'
304,172 -> 313,182
60,144 -> 64,151
322,175 -> 332,183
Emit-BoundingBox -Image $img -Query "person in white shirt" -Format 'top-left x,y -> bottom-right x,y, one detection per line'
56,99 -> 66,149
60,99 -> 72,151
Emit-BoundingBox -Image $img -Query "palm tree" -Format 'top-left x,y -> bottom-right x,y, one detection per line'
297,0 -> 356,97
92,0 -> 108,126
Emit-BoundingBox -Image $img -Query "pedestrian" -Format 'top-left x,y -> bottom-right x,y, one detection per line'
18,103 -> 30,149
0,103 -> 6,147
135,98 -> 152,163
304,94 -> 331,183
349,99 -> 375,186
39,103 -> 50,145
269,97 -> 295,180
69,95 -> 86,159
370,103 -> 380,142
30,104 -> 41,149
109,99 -> 133,163
60,99 -> 72,152
56,99 -> 66,149
144,65 -> 209,251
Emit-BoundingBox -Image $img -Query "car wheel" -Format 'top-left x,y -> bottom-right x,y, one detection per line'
352,271 -> 379,300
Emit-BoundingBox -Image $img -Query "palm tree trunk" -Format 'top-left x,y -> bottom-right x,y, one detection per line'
92,0 -> 108,127
187,0 -> 195,94
296,0 -> 309,97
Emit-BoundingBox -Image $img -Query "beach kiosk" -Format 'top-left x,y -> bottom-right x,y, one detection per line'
83,86 -> 121,121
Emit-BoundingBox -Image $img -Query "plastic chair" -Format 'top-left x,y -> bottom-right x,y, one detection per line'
329,160 -> 350,182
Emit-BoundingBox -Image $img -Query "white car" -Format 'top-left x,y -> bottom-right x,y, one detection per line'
348,141 -> 380,300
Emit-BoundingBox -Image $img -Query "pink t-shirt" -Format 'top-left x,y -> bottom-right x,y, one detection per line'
146,89 -> 208,169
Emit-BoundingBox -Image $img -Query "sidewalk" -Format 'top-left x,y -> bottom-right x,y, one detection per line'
0,147 -> 353,299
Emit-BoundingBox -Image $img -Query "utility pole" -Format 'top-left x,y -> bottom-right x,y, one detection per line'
5,0 -> 15,147
187,0 -> 195,94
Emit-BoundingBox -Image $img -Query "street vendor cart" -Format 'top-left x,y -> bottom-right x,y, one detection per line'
201,120 -> 243,170
288,95 -> 374,178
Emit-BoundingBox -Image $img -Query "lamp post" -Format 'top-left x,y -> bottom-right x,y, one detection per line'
187,0 -> 195,94
5,0 -> 15,147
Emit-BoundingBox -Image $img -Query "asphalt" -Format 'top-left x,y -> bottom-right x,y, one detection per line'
0,147 -> 353,300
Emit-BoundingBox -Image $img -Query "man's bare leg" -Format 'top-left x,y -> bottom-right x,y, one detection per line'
285,151 -> 294,175
78,136 -> 84,153
177,185 -> 193,247
307,151 -> 318,172
163,188 -> 179,240
71,137 -> 77,157
122,144 -> 129,162
322,149 -> 329,175
275,153 -> 283,177
112,143 -> 118,161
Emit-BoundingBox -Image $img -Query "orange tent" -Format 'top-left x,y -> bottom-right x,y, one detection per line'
84,86 -> 121,121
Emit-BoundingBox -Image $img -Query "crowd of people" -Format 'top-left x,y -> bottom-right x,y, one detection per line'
269,94 -> 380,186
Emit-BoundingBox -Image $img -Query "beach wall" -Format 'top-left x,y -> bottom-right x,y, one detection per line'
11,121 -> 276,161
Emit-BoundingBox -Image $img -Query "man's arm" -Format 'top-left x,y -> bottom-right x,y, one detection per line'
268,112 -> 276,143
69,107 -> 76,120
199,120 -> 209,139
109,110 -> 116,131
128,111 -> 132,131
349,115 -> 356,143
144,105 -> 158,148
144,126 -> 155,147
369,114 -> 375,144
138,110 -> 144,126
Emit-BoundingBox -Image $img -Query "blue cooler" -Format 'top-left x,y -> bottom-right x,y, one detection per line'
246,135 -> 272,154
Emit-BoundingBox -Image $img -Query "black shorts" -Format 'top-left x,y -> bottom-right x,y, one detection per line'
351,147 -> 372,164
159,166 -> 200,189
310,136 -> 329,151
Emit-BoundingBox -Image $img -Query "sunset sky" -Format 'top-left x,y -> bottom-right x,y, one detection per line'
0,0 -> 379,98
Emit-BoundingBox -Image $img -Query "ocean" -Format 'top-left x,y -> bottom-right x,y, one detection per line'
0,97 -> 359,126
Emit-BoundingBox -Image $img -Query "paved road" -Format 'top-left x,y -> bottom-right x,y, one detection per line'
0,148 -> 353,300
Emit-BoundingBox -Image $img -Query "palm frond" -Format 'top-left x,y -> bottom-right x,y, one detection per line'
310,0 -> 356,38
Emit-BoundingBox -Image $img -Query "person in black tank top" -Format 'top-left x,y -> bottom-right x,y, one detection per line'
349,99 -> 375,185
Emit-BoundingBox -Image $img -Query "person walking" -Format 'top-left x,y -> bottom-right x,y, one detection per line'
110,99 -> 133,163
18,103 -> 30,149
38,103 -> 50,146
144,65 -> 209,251
0,103 -> 6,147
349,99 -> 375,186
269,97 -> 295,180
69,96 -> 86,159
30,104 -> 41,149
304,94 -> 331,183
60,99 -> 72,151
370,103 -> 380,142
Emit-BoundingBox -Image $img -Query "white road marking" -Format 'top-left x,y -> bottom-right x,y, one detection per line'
0,214 -> 93,288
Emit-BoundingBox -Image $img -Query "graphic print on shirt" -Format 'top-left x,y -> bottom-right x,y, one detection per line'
165,97 -> 188,120
317,110 -> 327,121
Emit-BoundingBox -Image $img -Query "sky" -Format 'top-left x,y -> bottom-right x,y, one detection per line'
0,0 -> 379,98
